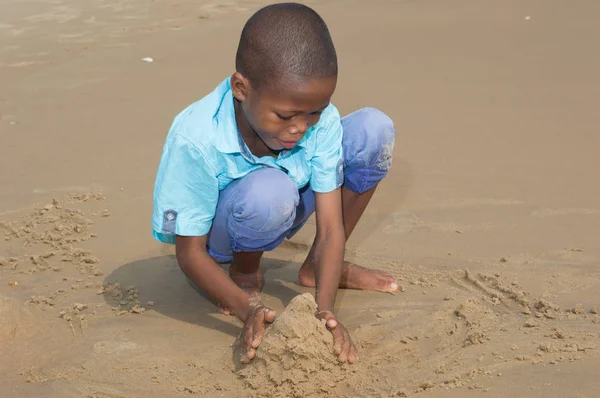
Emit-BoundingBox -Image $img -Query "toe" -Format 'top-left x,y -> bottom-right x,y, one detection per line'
217,303 -> 234,316
378,274 -> 398,292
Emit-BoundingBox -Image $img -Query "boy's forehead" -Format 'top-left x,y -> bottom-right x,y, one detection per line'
258,77 -> 336,109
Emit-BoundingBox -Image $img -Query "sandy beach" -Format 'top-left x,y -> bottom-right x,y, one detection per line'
1,0 -> 599,396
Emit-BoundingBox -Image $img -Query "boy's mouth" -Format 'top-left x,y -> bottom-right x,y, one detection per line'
278,139 -> 299,149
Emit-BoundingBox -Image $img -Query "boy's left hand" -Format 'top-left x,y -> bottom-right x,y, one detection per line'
240,299 -> 277,364
316,311 -> 358,364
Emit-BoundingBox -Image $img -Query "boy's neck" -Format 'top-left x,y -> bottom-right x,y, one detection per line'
233,98 -> 280,159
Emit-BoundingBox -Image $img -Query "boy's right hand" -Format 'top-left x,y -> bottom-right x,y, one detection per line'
240,297 -> 276,363
316,310 -> 359,364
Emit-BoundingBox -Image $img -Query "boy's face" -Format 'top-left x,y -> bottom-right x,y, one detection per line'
231,73 -> 337,152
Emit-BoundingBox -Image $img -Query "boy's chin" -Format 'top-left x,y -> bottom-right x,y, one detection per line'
266,144 -> 284,154
264,139 -> 285,152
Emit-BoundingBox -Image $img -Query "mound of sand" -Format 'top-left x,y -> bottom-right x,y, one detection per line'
238,293 -> 350,397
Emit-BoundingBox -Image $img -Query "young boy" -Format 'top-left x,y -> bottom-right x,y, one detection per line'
152,3 -> 397,365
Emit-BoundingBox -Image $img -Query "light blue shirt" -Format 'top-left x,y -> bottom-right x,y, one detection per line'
152,77 -> 344,243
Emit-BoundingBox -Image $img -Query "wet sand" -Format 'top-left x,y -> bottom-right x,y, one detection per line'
1,0 -> 599,397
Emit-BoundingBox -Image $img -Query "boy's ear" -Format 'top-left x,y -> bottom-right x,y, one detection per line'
231,72 -> 250,102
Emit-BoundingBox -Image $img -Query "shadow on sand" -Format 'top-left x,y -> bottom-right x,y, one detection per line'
101,255 -> 306,338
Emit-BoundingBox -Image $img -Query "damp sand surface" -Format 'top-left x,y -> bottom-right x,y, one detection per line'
1,0 -> 600,397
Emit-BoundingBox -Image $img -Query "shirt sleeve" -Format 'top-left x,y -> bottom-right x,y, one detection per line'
309,107 -> 344,193
152,133 -> 219,243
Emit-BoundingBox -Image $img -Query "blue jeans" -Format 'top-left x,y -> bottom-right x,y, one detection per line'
207,107 -> 395,263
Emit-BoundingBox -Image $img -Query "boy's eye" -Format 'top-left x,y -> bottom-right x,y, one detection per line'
275,110 -> 322,121
276,113 -> 293,121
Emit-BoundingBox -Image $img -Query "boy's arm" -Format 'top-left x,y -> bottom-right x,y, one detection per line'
176,235 -> 251,320
306,105 -> 357,363
176,235 -> 276,362
311,188 -> 358,363
153,133 -> 274,362
312,188 -> 345,312
307,106 -> 345,311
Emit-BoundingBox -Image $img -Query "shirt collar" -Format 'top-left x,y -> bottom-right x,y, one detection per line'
214,78 -> 245,155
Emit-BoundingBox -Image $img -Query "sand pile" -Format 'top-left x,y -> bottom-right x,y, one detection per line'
238,293 -> 351,397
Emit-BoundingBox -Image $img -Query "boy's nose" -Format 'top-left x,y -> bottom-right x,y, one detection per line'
289,118 -> 309,135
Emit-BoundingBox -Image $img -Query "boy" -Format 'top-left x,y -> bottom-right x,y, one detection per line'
152,3 -> 397,365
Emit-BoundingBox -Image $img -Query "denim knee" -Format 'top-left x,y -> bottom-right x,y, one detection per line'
228,168 -> 299,253
342,107 -> 396,193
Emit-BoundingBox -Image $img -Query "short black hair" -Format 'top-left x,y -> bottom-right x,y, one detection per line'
235,2 -> 338,88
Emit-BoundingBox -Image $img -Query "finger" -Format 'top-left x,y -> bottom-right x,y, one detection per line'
251,310 -> 266,349
348,341 -> 359,364
239,329 -> 252,364
241,350 -> 250,364
264,308 -> 276,323
251,307 -> 276,349
243,323 -> 254,356
240,329 -> 256,363
339,329 -> 351,362
319,312 -> 338,329
245,322 -> 255,347
246,347 -> 256,361
241,347 -> 257,364
326,317 -> 338,329
333,327 -> 344,355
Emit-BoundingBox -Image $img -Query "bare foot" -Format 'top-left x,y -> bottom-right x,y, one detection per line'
298,261 -> 398,293
218,268 -> 263,316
